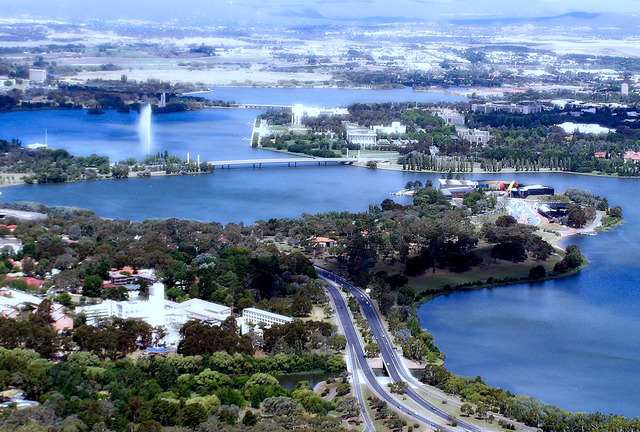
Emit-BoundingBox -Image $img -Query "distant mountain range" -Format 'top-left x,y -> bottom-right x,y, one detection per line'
1,0 -> 638,34
448,11 -> 640,31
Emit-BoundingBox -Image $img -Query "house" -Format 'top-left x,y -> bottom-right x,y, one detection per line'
0,287 -> 73,330
309,236 -> 337,248
624,151 -> 640,163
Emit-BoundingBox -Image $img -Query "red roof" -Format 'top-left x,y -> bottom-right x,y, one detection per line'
4,276 -> 44,287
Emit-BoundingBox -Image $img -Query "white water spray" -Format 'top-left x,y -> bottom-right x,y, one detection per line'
138,104 -> 152,155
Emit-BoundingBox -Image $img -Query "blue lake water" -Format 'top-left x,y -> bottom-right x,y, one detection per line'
0,88 -> 639,416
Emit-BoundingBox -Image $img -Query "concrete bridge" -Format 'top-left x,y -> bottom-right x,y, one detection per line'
206,157 -> 354,169
237,103 -> 292,110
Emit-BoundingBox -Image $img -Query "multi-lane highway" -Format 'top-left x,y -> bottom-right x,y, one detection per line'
318,267 -> 486,432
318,266 -> 537,432
321,276 -> 453,432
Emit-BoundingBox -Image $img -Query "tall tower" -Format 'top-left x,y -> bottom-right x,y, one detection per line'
147,282 -> 165,327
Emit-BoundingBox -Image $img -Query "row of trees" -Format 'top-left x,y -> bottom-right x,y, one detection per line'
0,346 -> 351,432
420,363 -> 640,432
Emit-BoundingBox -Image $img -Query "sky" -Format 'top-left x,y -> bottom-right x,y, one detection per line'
0,0 -> 638,25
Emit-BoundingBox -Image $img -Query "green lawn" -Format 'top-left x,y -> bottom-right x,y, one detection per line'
374,244 -> 563,295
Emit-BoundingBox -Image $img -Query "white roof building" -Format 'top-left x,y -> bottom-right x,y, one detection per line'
435,109 -> 466,126
347,129 -> 377,147
28,69 -> 47,82
242,307 -> 293,327
457,128 -> 494,146
0,237 -> 22,253
373,122 -> 407,135
291,104 -> 349,125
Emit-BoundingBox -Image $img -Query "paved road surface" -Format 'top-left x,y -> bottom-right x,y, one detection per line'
318,267 -> 537,432
319,269 -> 482,432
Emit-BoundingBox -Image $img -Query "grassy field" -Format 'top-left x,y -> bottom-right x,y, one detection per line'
372,243 -> 564,296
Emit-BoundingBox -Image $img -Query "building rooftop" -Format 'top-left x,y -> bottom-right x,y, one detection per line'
243,307 -> 294,322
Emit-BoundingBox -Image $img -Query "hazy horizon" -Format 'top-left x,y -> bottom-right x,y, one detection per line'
1,0 -> 638,26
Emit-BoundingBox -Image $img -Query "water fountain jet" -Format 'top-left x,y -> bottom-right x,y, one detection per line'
138,104 -> 152,155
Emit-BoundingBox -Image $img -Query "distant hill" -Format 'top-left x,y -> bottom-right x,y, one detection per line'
447,12 -> 640,36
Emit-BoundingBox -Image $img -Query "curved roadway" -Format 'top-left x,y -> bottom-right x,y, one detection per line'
318,267 -> 484,432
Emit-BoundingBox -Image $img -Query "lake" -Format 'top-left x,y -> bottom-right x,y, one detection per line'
0,88 -> 639,417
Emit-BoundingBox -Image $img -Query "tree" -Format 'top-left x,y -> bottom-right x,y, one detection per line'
420,364 -> 451,388
461,403 -> 474,417
332,335 -> 347,352
608,205 -> 623,219
566,204 -> 587,228
179,403 -> 208,428
529,265 -> 546,279
242,410 -> 258,426
291,295 -> 312,317
82,275 -> 103,298
336,396 -> 361,418
364,342 -> 380,358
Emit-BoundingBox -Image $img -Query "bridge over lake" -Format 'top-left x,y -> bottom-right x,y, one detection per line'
236,103 -> 292,110
206,157 -> 355,169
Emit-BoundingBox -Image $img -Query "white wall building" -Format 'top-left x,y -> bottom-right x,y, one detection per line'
435,109 -> 466,126
242,307 -> 293,327
347,129 -> 377,147
621,82 -> 630,95
373,121 -> 406,135
291,104 -> 349,125
0,237 -> 22,253
79,282 -> 166,325
457,128 -> 493,146
28,69 -> 47,82
25,143 -> 48,150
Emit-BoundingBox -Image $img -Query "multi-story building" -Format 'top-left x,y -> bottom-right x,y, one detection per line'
373,122 -> 407,135
28,69 -> 47,82
291,104 -> 349,125
242,307 -> 293,327
471,102 -> 543,115
457,128 -> 494,146
347,129 -> 377,147
435,109 -> 466,126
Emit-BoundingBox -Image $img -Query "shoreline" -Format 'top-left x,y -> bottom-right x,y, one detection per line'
0,156 -> 632,191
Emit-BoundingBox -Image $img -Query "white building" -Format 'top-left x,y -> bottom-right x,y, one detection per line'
0,237 -> 22,254
457,128 -> 493,146
471,102 -> 542,115
621,82 -> 630,95
25,143 -> 47,150
28,69 -> 47,82
435,109 -> 466,126
242,307 -> 293,327
109,269 -> 155,286
291,104 -> 349,125
373,121 -> 406,135
78,282 -> 166,325
347,129 -> 377,147
165,298 -> 231,324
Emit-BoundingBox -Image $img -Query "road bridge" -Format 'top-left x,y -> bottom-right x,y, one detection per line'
317,266 -> 536,432
206,157 -> 354,169
237,103 -> 292,110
